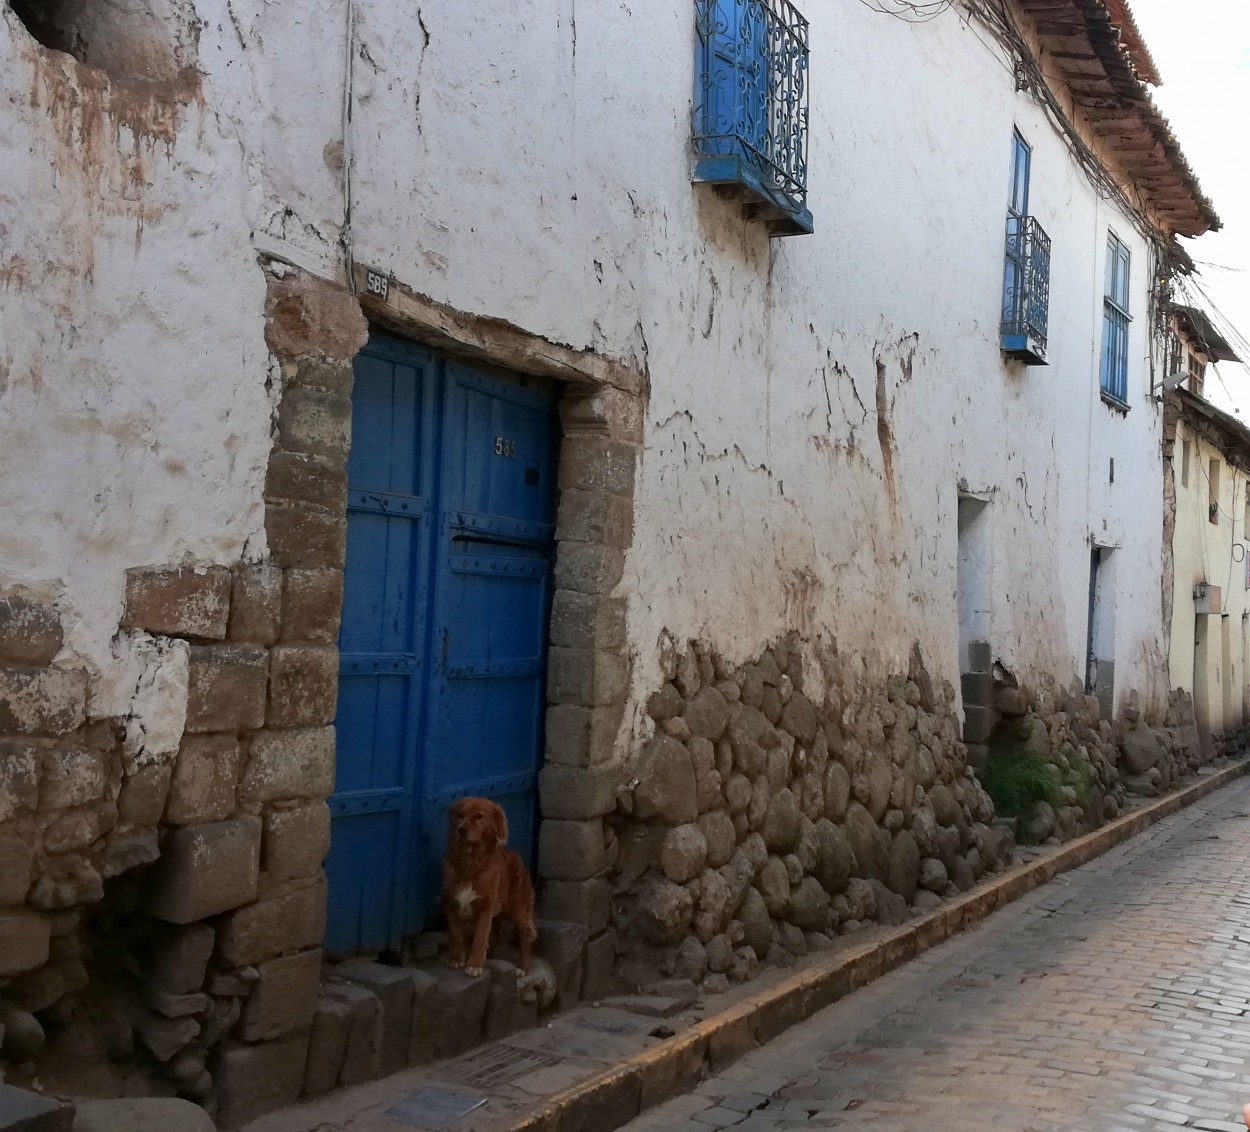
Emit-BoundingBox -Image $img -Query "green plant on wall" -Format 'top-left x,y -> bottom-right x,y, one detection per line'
975,730 -> 1097,843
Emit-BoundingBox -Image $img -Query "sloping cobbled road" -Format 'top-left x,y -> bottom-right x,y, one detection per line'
624,774 -> 1250,1132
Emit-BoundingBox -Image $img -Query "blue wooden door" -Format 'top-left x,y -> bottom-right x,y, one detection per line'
325,337 -> 557,955
420,364 -> 558,906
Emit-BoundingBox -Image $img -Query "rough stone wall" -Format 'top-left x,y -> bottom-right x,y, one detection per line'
609,637 -> 1013,989
609,637 -> 1218,992
0,267 -> 366,1126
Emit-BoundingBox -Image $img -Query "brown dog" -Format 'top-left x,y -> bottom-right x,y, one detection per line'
442,797 -> 537,977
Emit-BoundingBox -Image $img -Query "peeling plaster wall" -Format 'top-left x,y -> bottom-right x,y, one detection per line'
0,0 -> 1177,756
0,0 -> 346,718
348,2 -> 1173,727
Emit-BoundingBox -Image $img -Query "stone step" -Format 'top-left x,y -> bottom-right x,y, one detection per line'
0,1085 -> 73,1132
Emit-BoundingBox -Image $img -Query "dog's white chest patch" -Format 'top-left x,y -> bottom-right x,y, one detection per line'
453,884 -> 477,917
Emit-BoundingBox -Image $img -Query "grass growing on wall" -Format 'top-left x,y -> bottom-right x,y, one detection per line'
978,740 -> 1063,818
976,730 -> 1099,844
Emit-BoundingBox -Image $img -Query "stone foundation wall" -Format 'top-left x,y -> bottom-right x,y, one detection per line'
0,267 -> 367,1126
608,637 -> 1013,990
608,637 -> 1221,992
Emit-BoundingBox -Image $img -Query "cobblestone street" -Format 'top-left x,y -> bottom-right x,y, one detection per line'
625,776 -> 1250,1132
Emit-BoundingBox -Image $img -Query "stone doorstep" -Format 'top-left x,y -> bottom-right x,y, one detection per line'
235,754 -> 1250,1132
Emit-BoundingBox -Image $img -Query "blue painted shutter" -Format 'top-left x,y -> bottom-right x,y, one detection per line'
1002,132 -> 1031,330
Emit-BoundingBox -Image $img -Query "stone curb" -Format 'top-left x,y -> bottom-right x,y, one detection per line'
510,757 -> 1250,1132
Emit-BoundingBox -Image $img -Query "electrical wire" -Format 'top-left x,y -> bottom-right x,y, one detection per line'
855,0 -> 955,20
1178,275 -> 1250,364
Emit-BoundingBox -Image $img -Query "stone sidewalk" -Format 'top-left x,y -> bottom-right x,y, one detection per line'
626,773 -> 1250,1132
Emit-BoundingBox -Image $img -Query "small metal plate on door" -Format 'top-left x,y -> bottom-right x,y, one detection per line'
384,1087 -> 487,1128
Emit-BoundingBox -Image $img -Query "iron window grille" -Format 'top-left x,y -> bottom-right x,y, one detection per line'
1099,233 -> 1132,405
693,0 -> 812,236
1000,214 -> 1052,364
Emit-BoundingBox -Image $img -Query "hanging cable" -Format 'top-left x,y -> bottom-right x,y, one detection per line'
855,0 -> 955,21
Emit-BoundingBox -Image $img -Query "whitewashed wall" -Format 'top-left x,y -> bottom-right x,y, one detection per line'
0,0 -> 1184,741
1168,422 -> 1250,737
347,0 -> 1174,722
0,1 -> 345,727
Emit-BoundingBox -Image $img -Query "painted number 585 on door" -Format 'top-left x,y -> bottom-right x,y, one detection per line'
494,437 -> 517,458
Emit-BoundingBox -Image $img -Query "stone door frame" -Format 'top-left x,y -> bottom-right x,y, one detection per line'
345,268 -> 644,950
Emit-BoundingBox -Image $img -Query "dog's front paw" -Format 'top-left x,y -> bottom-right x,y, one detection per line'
448,957 -> 465,970
465,965 -> 483,977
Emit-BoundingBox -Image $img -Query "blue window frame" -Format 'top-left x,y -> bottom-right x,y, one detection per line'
1000,131 -> 1051,365
1100,233 -> 1132,404
693,0 -> 812,236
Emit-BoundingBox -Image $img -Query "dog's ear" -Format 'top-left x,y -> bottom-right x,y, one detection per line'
491,803 -> 509,848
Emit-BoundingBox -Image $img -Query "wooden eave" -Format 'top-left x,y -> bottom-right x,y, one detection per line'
1103,0 -> 1161,85
1166,389 -> 1250,474
1013,0 -> 1220,238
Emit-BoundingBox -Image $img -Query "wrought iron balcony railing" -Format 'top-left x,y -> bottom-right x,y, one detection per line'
1000,213 -> 1052,365
693,0 -> 812,236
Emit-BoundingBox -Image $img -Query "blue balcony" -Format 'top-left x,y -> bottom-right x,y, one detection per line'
693,0 -> 812,237
1000,214 -> 1052,365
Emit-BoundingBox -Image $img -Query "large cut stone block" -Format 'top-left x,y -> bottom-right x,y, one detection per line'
266,452 -> 348,514
71,1099 -> 213,1132
557,435 -> 637,496
406,970 -> 439,1066
0,835 -> 34,904
553,544 -> 626,597
538,766 -> 617,820
264,274 -> 368,362
117,763 -> 172,825
582,929 -> 617,1000
303,993 -> 351,1096
122,566 -> 231,640
38,747 -> 106,810
227,565 -> 282,646
0,596 -> 63,666
0,739 -> 41,822
322,983 -> 382,1086
165,734 -> 242,825
545,703 -> 623,768
216,874 -> 326,966
538,819 -> 606,881
549,590 -> 628,652
239,949 -> 322,1040
240,727 -> 336,803
535,919 -> 589,1010
265,506 -> 346,570
281,569 -> 344,644
213,1029 -> 309,1128
0,1084 -> 74,1131
483,960 -> 537,1039
268,646 -> 338,728
0,667 -> 87,738
145,817 -> 261,924
0,913 -> 51,977
184,646 -> 267,733
547,647 -> 629,707
149,924 -> 216,995
333,961 -> 412,1077
538,879 -> 611,935
262,801 -> 331,881
428,967 -> 490,1059
277,387 -> 351,462
555,491 -> 634,551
